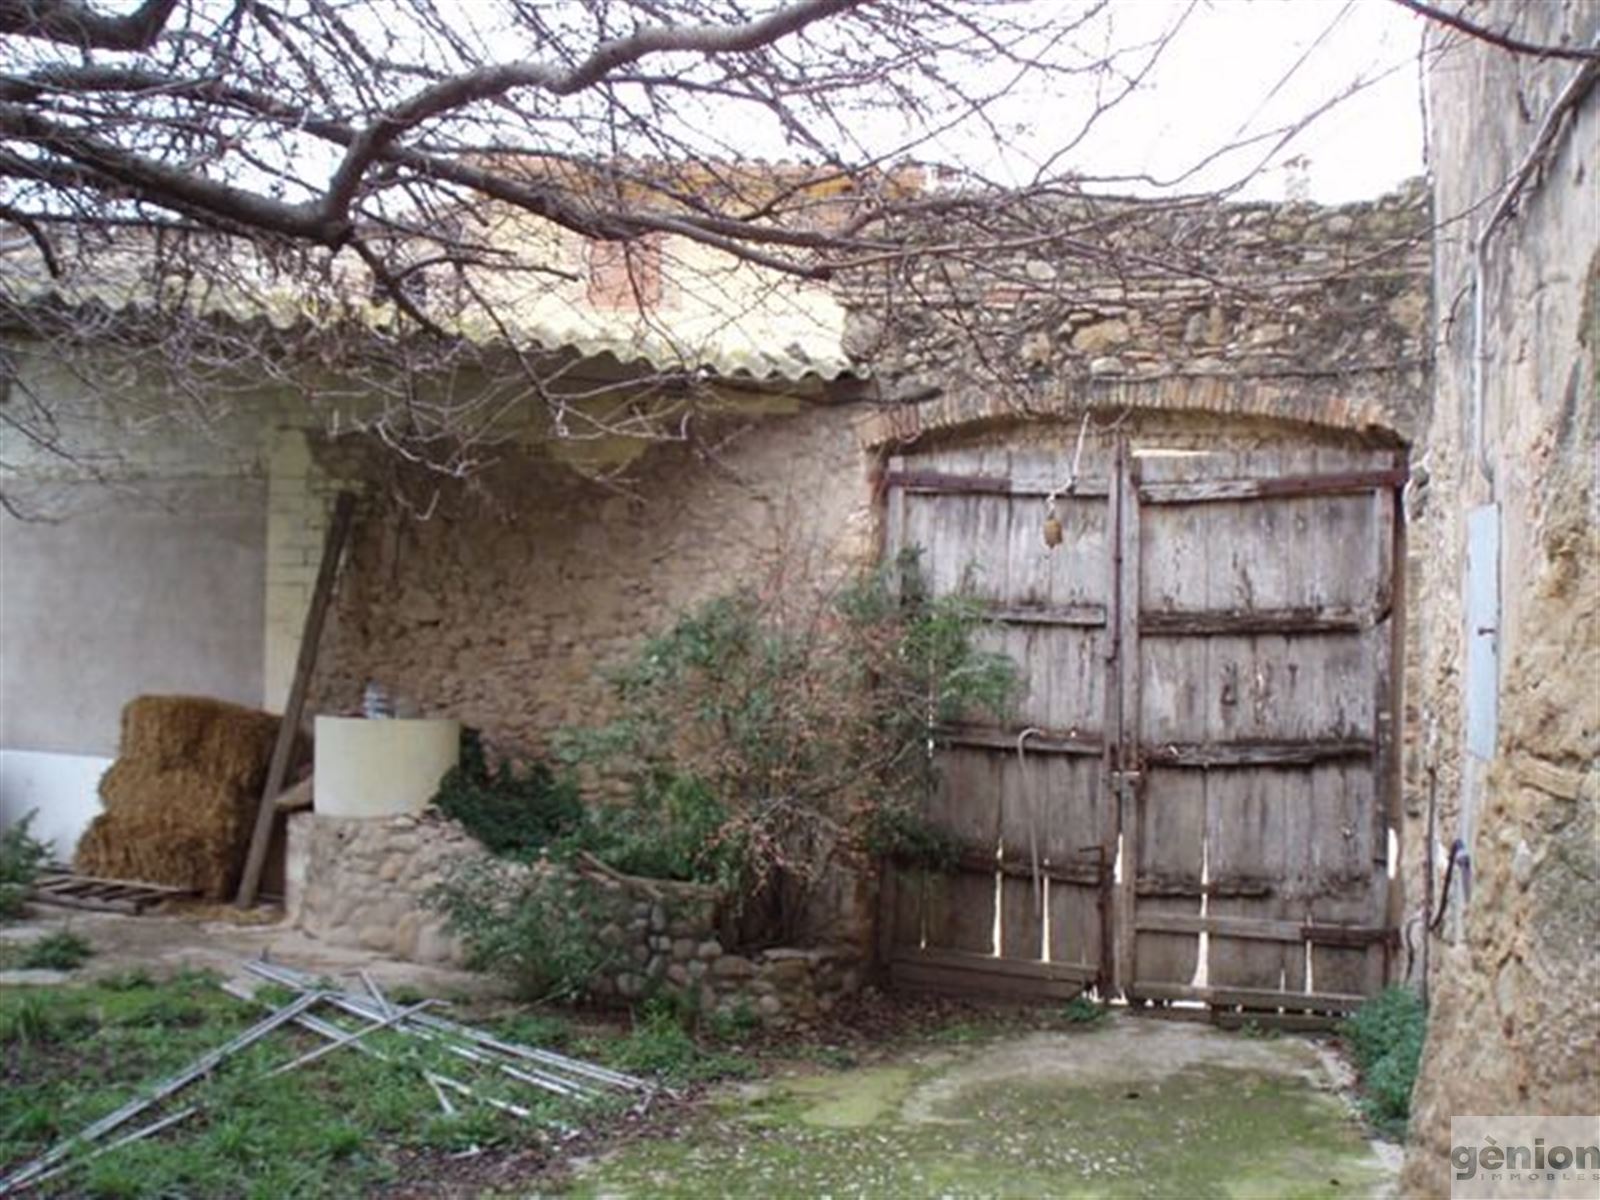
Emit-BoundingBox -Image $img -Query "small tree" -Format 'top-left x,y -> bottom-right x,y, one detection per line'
561,549 -> 1016,942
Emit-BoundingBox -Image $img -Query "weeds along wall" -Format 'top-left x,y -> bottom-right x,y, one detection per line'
287,810 -> 865,1027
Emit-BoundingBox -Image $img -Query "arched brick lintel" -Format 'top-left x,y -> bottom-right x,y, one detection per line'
852,371 -> 1420,451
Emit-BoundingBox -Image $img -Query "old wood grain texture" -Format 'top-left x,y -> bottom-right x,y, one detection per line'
236,490 -> 356,909
882,436 -> 1400,1008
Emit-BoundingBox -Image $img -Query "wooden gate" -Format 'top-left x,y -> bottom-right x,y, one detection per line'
878,435 -> 1405,1020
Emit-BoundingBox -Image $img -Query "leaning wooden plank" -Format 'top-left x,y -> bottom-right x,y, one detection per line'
236,491 -> 357,908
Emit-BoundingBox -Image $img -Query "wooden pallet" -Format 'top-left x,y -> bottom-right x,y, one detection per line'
29,866 -> 195,914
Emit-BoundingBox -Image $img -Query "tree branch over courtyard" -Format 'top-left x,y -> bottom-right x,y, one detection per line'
0,0 -> 1455,499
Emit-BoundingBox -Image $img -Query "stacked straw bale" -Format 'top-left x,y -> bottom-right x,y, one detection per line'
76,696 -> 291,899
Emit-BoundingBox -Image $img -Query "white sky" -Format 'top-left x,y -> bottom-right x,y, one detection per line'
925,0 -> 1429,204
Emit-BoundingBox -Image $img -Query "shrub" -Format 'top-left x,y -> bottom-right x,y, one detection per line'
1339,986 -> 1426,1136
425,857 -> 615,1002
432,730 -> 583,859
556,550 -> 1017,940
567,771 -> 742,887
20,930 -> 94,971
0,811 -> 50,921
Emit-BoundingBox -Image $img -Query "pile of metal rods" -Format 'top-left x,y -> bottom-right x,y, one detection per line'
0,958 -> 650,1194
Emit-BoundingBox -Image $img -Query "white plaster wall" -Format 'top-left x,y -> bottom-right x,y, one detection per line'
0,749 -> 112,858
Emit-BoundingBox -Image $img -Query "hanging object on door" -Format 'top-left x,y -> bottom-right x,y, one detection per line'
1042,504 -> 1064,548
1042,411 -> 1093,551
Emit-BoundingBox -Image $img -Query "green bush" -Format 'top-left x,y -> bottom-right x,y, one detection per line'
555,551 -> 1017,940
1339,986 -> 1426,1136
432,730 -> 583,859
425,857 -> 615,1002
567,771 -> 741,887
0,811 -> 50,921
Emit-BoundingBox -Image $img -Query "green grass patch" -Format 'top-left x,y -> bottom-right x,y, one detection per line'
1338,985 -> 1426,1138
0,930 -> 96,971
0,974 -> 607,1196
577,1000 -> 756,1087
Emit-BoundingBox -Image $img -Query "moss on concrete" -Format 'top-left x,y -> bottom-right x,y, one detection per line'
568,1027 -> 1390,1198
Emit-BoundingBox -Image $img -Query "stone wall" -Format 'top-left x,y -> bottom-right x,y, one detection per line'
312,402 -> 875,759
844,183 -> 1432,445
1401,3 -> 1600,1193
286,810 -> 863,1027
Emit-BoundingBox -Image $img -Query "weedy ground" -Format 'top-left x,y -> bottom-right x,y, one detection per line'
0,972 -> 757,1198
1,965 -> 1400,1199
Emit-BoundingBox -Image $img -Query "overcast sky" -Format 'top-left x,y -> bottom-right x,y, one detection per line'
923,0 -> 1429,204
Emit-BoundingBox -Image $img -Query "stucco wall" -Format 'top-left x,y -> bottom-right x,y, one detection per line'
1401,4 -> 1600,1193
0,478 -> 267,756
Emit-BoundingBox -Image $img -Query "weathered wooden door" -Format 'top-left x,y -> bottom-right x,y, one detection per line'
879,436 -> 1404,1019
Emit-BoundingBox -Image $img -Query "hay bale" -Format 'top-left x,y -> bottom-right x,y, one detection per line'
75,696 -> 294,899
115,696 -> 281,794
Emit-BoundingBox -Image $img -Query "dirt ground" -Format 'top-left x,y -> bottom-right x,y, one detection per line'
0,903 -> 504,998
2,906 -> 1400,1198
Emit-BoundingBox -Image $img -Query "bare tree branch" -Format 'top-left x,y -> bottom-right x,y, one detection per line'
0,0 -> 179,51
1389,0 -> 1600,62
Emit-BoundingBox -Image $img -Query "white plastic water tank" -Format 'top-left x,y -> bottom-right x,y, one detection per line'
313,716 -> 461,818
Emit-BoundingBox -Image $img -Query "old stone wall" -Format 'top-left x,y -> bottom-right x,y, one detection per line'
312,402 -> 875,757
1401,3 -> 1599,1193
844,183 -> 1432,446
286,810 -> 863,1027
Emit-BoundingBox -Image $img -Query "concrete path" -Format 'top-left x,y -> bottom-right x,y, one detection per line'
569,1017 -> 1400,1198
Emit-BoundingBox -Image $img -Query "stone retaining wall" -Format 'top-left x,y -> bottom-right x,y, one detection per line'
285,810 -> 863,1027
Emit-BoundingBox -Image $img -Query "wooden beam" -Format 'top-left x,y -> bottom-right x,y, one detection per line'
1138,466 -> 1409,505
889,948 -> 1097,999
985,603 -> 1108,628
1140,606 -> 1369,636
1134,912 -> 1395,946
235,491 -> 357,909
936,724 -> 1103,756
884,469 -> 1111,499
1141,739 -> 1374,768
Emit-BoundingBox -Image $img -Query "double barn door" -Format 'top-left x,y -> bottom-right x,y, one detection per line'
879,435 -> 1404,1019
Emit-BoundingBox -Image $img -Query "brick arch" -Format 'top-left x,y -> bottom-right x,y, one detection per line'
853,372 -> 1419,450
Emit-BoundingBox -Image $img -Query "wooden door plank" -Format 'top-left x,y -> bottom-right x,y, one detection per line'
1138,467 -> 1408,504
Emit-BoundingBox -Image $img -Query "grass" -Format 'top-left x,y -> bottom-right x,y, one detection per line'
1338,986 -> 1426,1138
0,972 -> 787,1196
0,972 -> 600,1197
0,930 -> 95,971
573,1000 -> 757,1087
